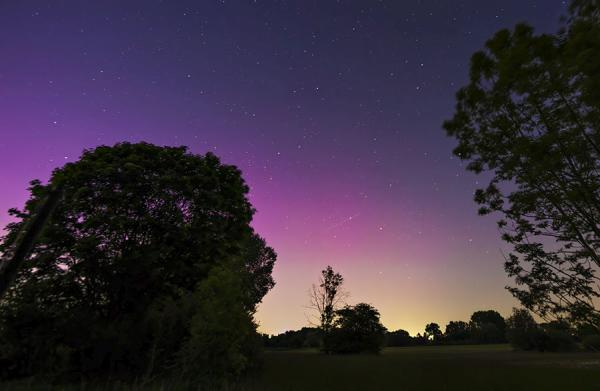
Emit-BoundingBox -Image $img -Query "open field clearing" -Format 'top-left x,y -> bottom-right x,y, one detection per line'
4,345 -> 600,390
240,345 -> 600,391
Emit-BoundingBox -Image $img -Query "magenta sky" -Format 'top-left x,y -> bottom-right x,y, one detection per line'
0,1 -> 566,335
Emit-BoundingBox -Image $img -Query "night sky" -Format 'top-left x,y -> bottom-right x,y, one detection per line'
0,1 -> 567,335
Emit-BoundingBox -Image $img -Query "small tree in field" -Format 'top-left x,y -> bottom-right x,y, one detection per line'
309,265 -> 347,351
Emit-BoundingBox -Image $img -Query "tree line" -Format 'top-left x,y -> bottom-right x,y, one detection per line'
263,311 -> 600,352
393,308 -> 600,351
263,266 -> 600,353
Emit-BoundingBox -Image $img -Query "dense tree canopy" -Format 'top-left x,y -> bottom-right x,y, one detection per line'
328,303 -> 387,354
386,329 -> 412,347
262,327 -> 321,349
444,1 -> 600,328
0,142 -> 276,380
444,321 -> 471,343
470,310 -> 506,344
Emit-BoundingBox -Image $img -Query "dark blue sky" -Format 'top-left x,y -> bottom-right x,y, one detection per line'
0,1 -> 567,333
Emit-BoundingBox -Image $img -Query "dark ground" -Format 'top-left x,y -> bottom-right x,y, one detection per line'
4,345 -> 600,390
242,345 -> 600,391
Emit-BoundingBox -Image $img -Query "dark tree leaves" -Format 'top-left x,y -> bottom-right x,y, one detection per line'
444,3 -> 600,328
328,303 -> 387,354
0,142 -> 276,379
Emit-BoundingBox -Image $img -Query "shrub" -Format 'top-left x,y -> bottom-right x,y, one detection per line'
582,335 -> 600,351
539,322 -> 577,352
176,264 -> 261,383
506,308 -> 539,351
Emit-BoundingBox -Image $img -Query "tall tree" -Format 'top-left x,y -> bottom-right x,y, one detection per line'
309,265 -> 346,351
444,2 -> 600,328
0,142 -> 276,380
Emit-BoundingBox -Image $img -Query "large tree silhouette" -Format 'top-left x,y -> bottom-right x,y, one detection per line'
0,142 -> 276,380
444,2 -> 600,328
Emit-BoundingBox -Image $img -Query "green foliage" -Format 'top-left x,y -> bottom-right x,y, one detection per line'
444,1 -> 600,327
327,303 -> 387,354
0,142 -> 276,381
176,263 -> 261,383
569,0 -> 600,21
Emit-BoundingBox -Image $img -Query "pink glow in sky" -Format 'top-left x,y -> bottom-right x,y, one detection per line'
0,1 -> 566,335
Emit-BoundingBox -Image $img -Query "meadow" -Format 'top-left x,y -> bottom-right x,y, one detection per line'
241,345 -> 600,391
5,345 -> 600,390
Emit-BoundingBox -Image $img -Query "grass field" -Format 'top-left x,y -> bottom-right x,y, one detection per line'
5,345 -> 600,390
241,345 -> 600,391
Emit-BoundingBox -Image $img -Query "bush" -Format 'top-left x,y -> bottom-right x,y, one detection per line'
506,308 -> 539,351
582,334 -> 600,351
539,322 -> 577,352
505,309 -> 578,352
532,329 -> 576,352
176,264 -> 262,383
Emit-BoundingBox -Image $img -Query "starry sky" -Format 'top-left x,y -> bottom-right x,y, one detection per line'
0,1 -> 567,335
